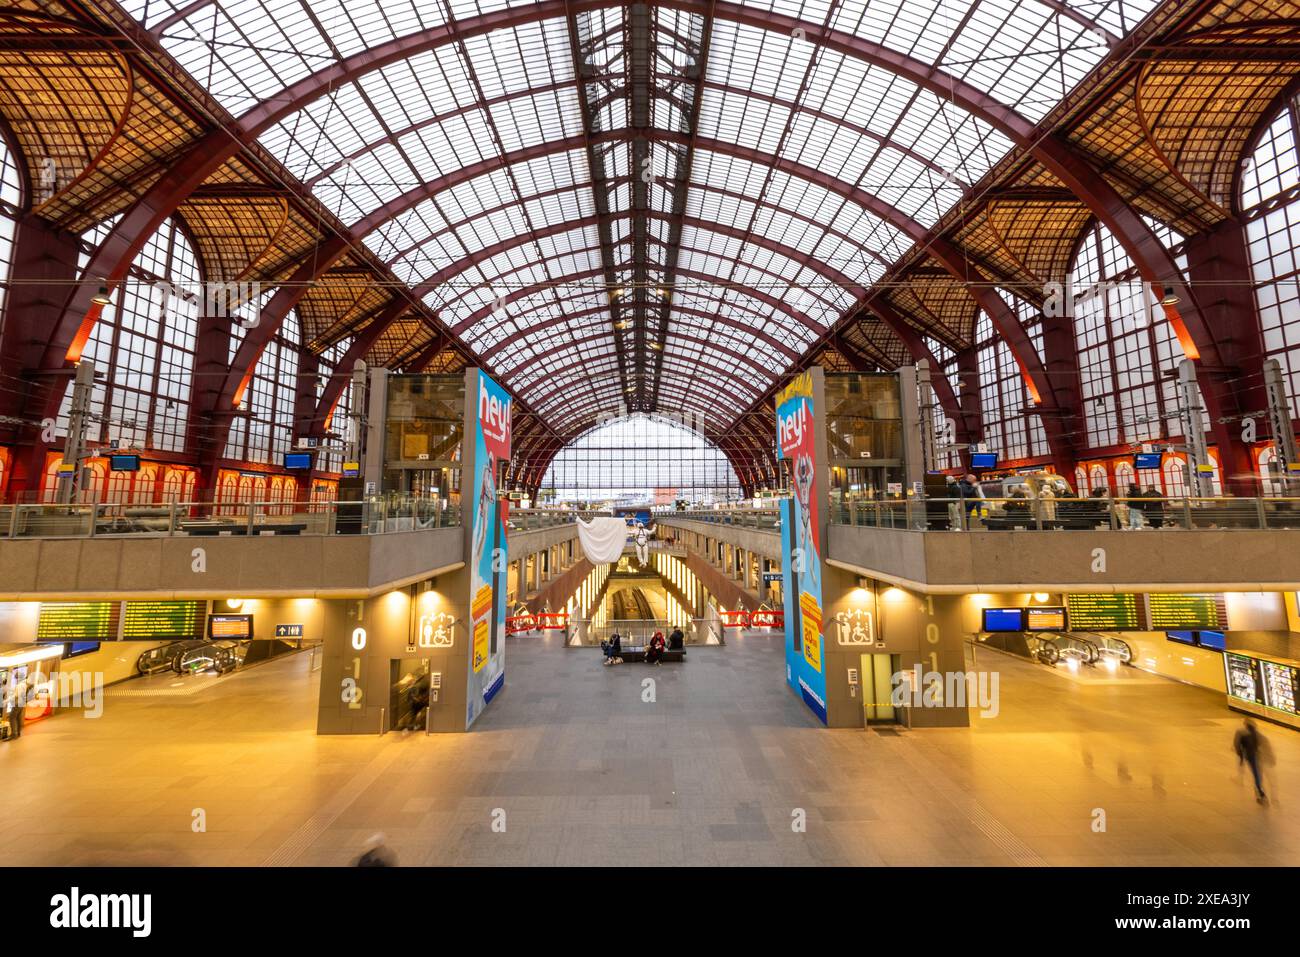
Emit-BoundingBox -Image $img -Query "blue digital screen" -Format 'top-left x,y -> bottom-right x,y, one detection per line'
109,454 -> 141,472
1134,452 -> 1163,470
982,608 -> 1025,632
64,641 -> 100,658
1198,630 -> 1226,652
283,452 -> 312,470
970,452 -> 998,469
1166,630 -> 1197,646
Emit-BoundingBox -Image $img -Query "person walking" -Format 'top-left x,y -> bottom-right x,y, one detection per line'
1234,718 -> 1268,803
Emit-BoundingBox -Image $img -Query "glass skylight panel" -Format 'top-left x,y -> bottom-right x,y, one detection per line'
699,88 -> 791,156
157,0 -> 331,113
522,188 -> 589,227
710,22 -> 815,104
446,0 -> 523,25
768,0 -> 839,20
459,18 -> 573,99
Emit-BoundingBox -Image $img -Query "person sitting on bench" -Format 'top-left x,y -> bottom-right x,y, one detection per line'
601,632 -> 622,665
667,627 -> 684,651
645,631 -> 666,665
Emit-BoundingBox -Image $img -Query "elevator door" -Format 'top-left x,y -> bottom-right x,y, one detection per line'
861,653 -> 900,725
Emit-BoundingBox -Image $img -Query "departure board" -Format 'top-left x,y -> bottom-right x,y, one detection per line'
122,600 -> 202,640
36,602 -> 119,641
208,614 -> 253,639
1025,607 -> 1067,631
1146,593 -> 1222,630
1065,593 -> 1141,630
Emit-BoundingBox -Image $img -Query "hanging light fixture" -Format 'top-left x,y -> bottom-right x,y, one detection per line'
91,282 -> 112,306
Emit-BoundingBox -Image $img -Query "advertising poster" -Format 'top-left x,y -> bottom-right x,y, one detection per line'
777,371 -> 827,724
466,369 -> 511,728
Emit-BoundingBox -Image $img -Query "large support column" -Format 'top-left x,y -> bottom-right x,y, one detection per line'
188,304 -> 235,500
0,219 -> 85,495
291,352 -> 321,502
1182,219 -> 1268,495
1037,304 -> 1084,478
954,346 -> 982,470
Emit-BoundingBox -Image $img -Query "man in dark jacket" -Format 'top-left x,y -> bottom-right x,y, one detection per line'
1234,718 -> 1267,803
667,628 -> 684,650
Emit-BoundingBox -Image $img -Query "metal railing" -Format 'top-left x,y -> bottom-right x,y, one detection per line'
663,497 -> 1300,532
0,495 -> 463,540
506,508 -> 603,530
833,495 -> 1300,532
662,508 -> 781,529
566,618 -> 699,647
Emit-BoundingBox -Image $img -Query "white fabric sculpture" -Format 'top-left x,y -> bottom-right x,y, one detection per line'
576,516 -> 629,564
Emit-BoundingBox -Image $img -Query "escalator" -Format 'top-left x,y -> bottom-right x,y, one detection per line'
978,631 -> 1132,669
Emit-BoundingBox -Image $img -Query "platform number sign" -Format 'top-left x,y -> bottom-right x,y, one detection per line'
342,622 -> 367,710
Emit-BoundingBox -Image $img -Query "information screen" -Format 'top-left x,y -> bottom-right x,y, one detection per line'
1224,653 -> 1264,705
1147,593 -> 1221,629
970,452 -> 998,469
122,601 -> 203,640
1025,607 -> 1067,631
109,454 -> 141,472
982,608 -> 1024,632
1261,660 -> 1298,715
208,614 -> 253,639
283,452 -> 312,470
1198,630 -> 1226,652
1134,452 -> 1163,470
1065,593 -> 1141,630
1166,630 -> 1197,646
37,602 -> 118,641
63,642 -> 101,658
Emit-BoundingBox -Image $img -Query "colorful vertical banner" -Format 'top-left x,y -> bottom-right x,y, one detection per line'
466,369 -> 511,728
776,371 -> 827,724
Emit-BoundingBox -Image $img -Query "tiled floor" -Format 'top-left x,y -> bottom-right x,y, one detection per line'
2,633 -> 1297,866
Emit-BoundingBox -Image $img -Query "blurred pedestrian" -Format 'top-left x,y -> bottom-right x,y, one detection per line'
1233,718 -> 1269,804
353,832 -> 399,866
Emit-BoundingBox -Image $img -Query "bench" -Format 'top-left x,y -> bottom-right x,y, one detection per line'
603,645 -> 686,663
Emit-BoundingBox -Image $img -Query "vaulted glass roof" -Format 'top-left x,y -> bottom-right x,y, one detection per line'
124,0 -> 1161,435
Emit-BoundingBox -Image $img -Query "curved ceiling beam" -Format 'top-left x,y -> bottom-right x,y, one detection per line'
488,306 -> 790,377
397,271 -> 803,370
44,0 -> 1196,445
35,0 -> 1029,407
382,174 -> 891,274
530,357 -> 756,423
504,325 -> 774,382
310,73 -> 968,197
444,261 -> 827,358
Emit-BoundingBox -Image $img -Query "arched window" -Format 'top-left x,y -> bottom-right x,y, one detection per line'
1069,220 -> 1190,451
315,336 -> 354,475
1241,97 -> 1300,415
541,414 -> 739,505
60,216 -> 200,453
975,295 -> 1050,462
224,307 -> 302,465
